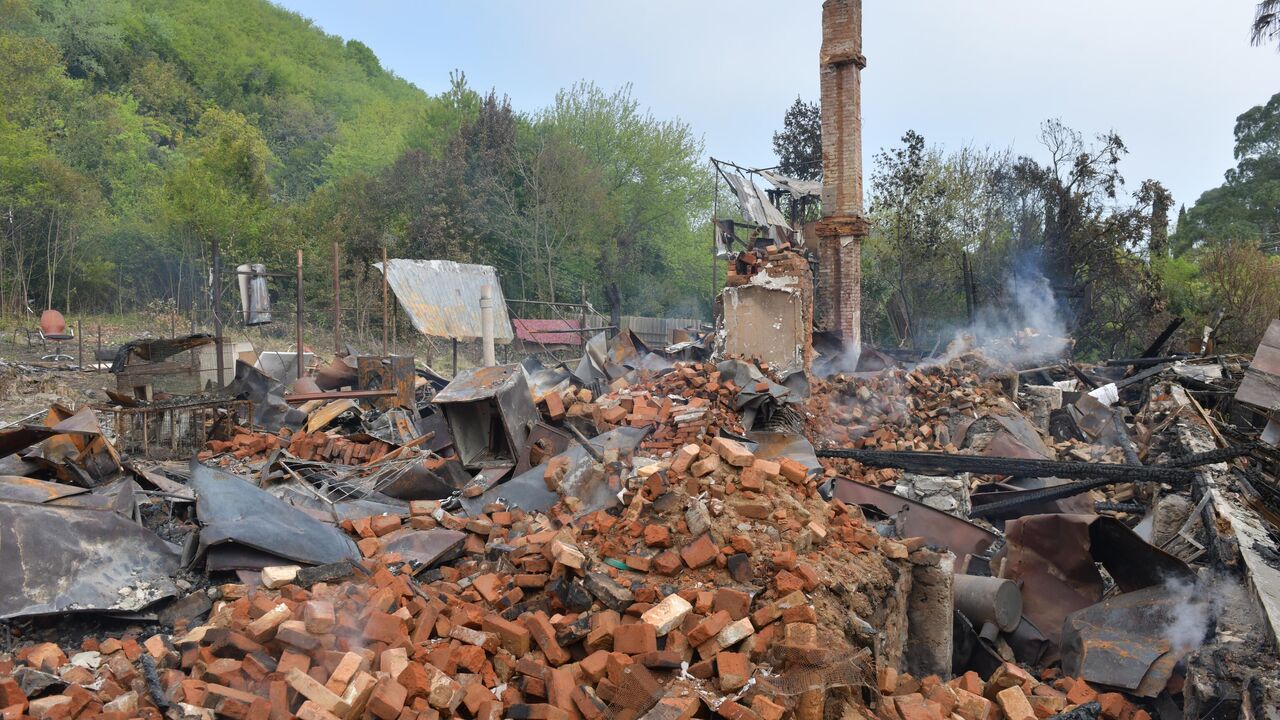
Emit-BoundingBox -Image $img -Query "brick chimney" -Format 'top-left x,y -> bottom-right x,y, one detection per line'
815,0 -> 869,354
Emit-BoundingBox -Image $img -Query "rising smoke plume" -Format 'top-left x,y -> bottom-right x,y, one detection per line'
934,252 -> 1071,368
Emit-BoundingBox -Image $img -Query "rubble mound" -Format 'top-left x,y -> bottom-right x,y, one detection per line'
805,364 -> 1014,483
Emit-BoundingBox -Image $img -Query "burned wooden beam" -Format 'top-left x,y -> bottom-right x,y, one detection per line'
1137,316 -> 1185,360
1103,355 -> 1193,367
814,448 -> 1197,483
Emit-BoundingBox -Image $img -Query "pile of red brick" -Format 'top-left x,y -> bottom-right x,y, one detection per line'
199,427 -> 395,466
806,363 -> 1012,484
0,410 -> 911,720
876,662 -> 1151,720
549,361 -> 748,457
0,357 -> 1163,720
284,432 -> 395,465
201,430 -> 288,461
724,243 -> 803,288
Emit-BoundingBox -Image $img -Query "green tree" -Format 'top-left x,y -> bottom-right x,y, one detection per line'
164,107 -> 274,263
1175,92 -> 1280,253
542,82 -> 710,323
772,97 -> 821,180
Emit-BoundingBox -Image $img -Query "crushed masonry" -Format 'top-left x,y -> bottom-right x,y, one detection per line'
3,312 -> 1278,720
6,0 -> 1279,717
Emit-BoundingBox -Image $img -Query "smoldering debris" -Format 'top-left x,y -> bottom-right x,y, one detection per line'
2,259 -> 1280,720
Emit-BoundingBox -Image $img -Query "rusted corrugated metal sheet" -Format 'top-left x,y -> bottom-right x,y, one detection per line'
374,260 -> 514,343
620,316 -> 702,349
513,319 -> 583,346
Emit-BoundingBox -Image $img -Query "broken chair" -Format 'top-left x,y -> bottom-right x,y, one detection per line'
36,309 -> 75,362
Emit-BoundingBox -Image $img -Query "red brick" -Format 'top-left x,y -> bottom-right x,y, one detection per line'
774,570 -> 805,594
751,695 -> 785,720
716,651 -> 752,692
1065,680 -> 1098,706
303,601 -> 335,634
896,693 -> 943,720
642,524 -> 672,548
484,614 -> 532,657
712,589 -> 751,620
652,551 -> 683,575
523,611 -> 570,666
612,622 -> 657,655
1097,693 -> 1129,720
368,678 -> 407,720
679,534 -> 717,569
364,612 -> 406,645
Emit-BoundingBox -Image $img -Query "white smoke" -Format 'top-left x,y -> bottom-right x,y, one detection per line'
932,259 -> 1071,368
812,340 -> 862,378
1161,575 -> 1212,652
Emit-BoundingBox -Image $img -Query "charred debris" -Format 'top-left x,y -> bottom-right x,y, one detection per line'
2,0 -> 1279,718
2,280 -> 1280,720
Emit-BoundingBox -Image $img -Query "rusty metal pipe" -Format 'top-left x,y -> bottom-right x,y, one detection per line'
954,575 -> 1022,632
333,241 -> 341,354
480,284 -> 495,367
296,249 -> 304,381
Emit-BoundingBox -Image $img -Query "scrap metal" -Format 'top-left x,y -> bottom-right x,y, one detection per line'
374,259 -> 514,343
188,460 -> 360,570
0,500 -> 180,619
1061,585 -> 1205,697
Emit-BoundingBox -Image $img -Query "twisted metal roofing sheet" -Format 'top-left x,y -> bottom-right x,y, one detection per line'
374,260 -> 513,343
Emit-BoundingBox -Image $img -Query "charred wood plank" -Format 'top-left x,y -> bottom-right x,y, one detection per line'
813,448 -> 1196,483
1138,317 -> 1185,359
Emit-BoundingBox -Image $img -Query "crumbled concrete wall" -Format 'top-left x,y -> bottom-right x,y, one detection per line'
895,473 -> 971,516
878,556 -> 913,672
905,548 -> 954,679
721,251 -> 814,373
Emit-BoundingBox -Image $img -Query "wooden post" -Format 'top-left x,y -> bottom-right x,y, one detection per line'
382,248 -> 389,356
77,319 -> 83,369
296,249 -> 304,381
212,237 -> 224,387
96,324 -> 101,373
333,241 -> 341,354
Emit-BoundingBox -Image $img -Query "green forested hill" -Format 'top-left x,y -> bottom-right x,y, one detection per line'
7,0 -> 429,198
0,0 -> 712,324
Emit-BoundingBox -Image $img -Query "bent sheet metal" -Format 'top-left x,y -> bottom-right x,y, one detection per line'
188,460 -> 359,571
1061,584 -> 1208,697
0,500 -> 180,619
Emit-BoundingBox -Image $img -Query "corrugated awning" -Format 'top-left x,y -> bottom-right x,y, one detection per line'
374,259 -> 514,343
513,319 -> 584,346
758,169 -> 823,199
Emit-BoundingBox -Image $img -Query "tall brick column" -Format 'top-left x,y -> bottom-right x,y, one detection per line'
815,0 -> 869,353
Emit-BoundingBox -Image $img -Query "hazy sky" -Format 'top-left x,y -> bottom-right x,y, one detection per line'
275,1 -> 1278,209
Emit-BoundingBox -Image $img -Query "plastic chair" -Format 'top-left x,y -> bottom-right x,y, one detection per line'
38,309 -> 74,361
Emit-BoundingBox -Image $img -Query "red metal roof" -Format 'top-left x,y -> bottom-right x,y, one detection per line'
512,319 -> 584,346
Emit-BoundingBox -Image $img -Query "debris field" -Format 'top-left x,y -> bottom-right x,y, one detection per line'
1,296 -> 1278,720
